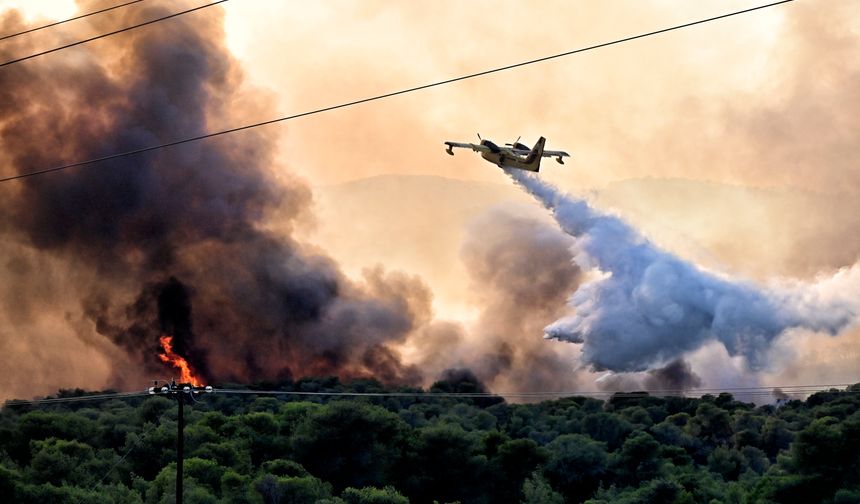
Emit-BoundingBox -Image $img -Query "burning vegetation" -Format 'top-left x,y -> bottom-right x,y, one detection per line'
158,335 -> 203,387
0,1 -> 431,391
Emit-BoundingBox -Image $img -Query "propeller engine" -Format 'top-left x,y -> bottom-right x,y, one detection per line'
504,136 -> 522,147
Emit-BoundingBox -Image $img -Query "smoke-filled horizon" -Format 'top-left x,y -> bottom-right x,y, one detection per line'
0,1 -> 598,400
3,1 -> 859,401
506,168 -> 860,373
0,1 -> 439,395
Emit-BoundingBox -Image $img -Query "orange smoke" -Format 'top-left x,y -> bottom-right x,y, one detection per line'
158,335 -> 203,386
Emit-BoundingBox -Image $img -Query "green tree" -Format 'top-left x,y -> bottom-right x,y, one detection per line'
583,412 -> 633,451
761,417 -> 793,458
544,434 -> 608,503
341,485 -> 410,504
707,446 -> 744,481
291,401 -> 410,492
28,438 -> 97,486
731,411 -> 763,449
521,472 -> 563,504
409,424 -> 488,503
191,441 -> 252,473
183,457 -> 224,495
834,489 -> 860,504
220,470 -> 253,504
243,412 -> 285,465
614,432 -> 662,485
147,463 -> 220,504
0,463 -> 20,502
488,438 -> 548,502
254,473 -> 334,504
688,403 -> 732,446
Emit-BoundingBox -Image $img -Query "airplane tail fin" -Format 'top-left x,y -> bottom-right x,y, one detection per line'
524,137 -> 546,166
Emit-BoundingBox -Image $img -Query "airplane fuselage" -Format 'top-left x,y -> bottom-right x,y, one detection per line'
480,151 -> 540,172
444,136 -> 566,172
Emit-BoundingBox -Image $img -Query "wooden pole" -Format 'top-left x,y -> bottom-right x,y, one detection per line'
176,388 -> 184,504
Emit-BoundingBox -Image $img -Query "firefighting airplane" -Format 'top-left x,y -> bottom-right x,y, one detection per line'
444,135 -> 570,172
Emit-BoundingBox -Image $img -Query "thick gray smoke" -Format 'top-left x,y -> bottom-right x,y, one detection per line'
460,209 -> 584,391
412,208 -> 586,393
0,1 -> 427,391
592,358 -> 702,393
506,169 -> 860,372
643,359 -> 702,391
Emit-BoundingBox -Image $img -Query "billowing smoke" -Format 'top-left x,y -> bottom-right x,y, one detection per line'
772,388 -> 790,403
0,1 -> 428,391
591,359 -> 702,394
414,208 -> 587,393
506,169 -> 860,372
460,210 -> 585,392
643,359 -> 702,391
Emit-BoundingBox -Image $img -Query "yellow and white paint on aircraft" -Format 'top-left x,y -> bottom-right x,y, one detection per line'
444,135 -> 569,172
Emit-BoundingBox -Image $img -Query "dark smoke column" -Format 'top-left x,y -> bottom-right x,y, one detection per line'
0,1 -> 425,389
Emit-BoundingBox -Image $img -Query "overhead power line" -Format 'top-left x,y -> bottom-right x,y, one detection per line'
3,382 -> 855,407
0,0 -> 227,69
0,0 -> 145,43
3,390 -> 149,406
215,382 -> 856,399
0,0 -> 794,184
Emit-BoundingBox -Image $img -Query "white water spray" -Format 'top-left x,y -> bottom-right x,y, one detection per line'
506,169 -> 859,372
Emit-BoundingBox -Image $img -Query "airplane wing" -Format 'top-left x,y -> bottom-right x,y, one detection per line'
444,141 -> 491,155
542,149 -> 570,164
542,150 -> 570,158
507,148 -> 570,157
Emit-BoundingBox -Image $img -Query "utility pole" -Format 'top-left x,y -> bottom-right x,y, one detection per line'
176,389 -> 184,504
148,380 -> 213,503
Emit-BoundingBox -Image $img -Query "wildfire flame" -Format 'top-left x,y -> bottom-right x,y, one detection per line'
158,335 -> 203,386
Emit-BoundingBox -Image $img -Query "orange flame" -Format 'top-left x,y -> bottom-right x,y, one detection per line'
158,335 -> 203,386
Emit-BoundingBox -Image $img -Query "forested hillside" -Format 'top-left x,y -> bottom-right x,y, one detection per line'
1,376 -> 858,504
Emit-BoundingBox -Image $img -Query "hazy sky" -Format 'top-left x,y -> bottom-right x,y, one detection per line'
1,0 -> 858,399
2,0 -> 826,189
220,0 -> 786,187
